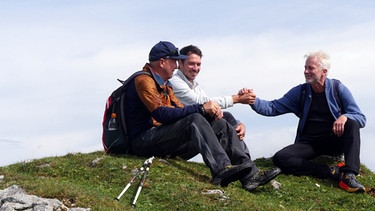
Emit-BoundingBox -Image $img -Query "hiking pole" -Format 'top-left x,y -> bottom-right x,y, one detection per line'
115,156 -> 154,201
115,167 -> 143,201
131,156 -> 154,207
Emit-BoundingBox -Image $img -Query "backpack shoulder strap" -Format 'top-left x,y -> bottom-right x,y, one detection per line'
119,70 -> 163,92
118,71 -> 151,86
112,71 -> 151,99
299,83 -> 308,117
332,79 -> 342,112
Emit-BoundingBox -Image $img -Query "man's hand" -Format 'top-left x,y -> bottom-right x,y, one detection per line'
238,88 -> 253,95
233,92 -> 256,105
236,88 -> 256,105
333,115 -> 348,137
236,122 -> 246,141
203,101 -> 223,120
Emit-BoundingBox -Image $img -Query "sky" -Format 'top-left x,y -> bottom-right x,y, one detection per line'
1,1 -> 374,173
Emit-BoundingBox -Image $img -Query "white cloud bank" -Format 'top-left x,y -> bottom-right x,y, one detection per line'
1,1 -> 374,173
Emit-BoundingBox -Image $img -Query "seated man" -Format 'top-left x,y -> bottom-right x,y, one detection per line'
170,45 -> 255,141
248,50 -> 366,193
169,44 -> 280,191
124,41 -> 254,187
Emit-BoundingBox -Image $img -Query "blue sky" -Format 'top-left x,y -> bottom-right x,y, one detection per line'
1,1 -> 375,173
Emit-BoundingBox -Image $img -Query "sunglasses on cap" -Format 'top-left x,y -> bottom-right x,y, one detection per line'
163,48 -> 180,59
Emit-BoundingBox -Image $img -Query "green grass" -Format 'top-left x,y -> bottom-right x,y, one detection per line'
1,151 -> 374,210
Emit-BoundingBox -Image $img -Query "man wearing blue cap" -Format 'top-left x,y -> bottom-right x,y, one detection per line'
123,41 -> 268,188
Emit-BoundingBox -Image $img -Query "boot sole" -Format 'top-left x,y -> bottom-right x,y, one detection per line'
339,180 -> 365,193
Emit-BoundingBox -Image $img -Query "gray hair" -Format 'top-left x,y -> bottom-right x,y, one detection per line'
304,50 -> 331,71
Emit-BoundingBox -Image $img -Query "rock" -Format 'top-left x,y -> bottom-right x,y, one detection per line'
90,157 -> 102,167
271,180 -> 282,190
0,185 -> 91,211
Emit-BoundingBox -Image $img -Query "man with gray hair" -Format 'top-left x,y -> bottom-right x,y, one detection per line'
245,51 -> 366,193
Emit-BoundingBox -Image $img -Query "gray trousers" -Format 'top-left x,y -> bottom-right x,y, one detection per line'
131,113 -> 257,176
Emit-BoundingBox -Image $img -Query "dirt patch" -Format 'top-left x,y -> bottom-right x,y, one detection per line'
365,187 -> 375,196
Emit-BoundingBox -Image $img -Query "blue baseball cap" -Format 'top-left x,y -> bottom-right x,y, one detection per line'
149,41 -> 188,62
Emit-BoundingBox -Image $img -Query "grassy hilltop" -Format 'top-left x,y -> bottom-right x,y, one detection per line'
0,151 -> 374,210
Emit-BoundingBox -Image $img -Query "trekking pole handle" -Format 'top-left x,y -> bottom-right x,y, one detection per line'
144,156 -> 154,166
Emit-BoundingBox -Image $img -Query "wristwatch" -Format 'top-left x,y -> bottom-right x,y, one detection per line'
199,104 -> 206,115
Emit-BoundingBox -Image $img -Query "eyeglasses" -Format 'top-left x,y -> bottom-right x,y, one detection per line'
164,48 -> 180,59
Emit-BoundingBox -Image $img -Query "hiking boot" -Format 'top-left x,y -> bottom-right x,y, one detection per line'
329,162 -> 345,181
242,167 -> 281,191
339,172 -> 365,193
329,165 -> 341,181
211,163 -> 252,187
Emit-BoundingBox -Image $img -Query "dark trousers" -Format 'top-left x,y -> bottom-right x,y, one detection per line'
273,119 -> 361,178
131,113 -> 257,176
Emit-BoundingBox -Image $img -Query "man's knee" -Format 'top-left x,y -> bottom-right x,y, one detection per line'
272,151 -> 283,167
185,113 -> 207,124
213,118 -> 228,128
345,118 -> 360,131
273,149 -> 291,169
183,113 -> 214,135
223,112 -> 237,127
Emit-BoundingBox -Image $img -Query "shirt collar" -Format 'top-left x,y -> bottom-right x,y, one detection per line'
151,69 -> 172,86
143,63 -> 172,86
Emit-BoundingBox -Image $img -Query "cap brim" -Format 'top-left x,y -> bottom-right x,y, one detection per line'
169,55 -> 188,60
